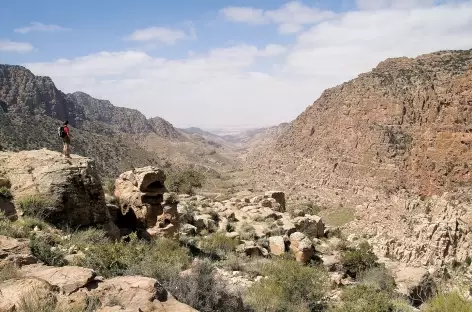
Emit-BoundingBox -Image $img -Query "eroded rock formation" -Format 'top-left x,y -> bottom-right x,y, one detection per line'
114,166 -> 179,237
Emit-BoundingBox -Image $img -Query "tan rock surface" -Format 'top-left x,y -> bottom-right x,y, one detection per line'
89,276 -> 197,312
0,278 -> 56,311
0,149 -> 108,226
20,264 -> 96,295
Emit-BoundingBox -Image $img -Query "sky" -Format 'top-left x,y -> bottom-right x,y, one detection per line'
1,0 -> 471,129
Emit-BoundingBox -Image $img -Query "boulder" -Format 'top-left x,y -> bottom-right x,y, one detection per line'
0,278 -> 56,311
20,264 -> 96,295
265,191 -> 286,212
269,236 -> 286,256
289,232 -> 314,264
0,149 -> 108,226
181,224 -> 198,236
89,276 -> 197,312
194,214 -> 218,232
114,166 -> 171,232
293,215 -> 325,238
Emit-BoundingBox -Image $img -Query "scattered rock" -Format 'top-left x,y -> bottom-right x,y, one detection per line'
289,232 -> 314,264
269,236 -> 286,256
265,191 -> 286,212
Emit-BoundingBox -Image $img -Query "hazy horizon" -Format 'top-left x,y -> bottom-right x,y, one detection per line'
1,0 -> 472,128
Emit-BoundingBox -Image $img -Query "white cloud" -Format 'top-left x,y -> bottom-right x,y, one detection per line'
220,7 -> 266,24
221,1 -> 336,34
356,0 -> 438,10
0,39 -> 34,52
15,22 -> 69,34
23,1 -> 472,128
126,27 -> 190,44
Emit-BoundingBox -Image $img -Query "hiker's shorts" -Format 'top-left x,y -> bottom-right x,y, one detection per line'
62,137 -> 71,145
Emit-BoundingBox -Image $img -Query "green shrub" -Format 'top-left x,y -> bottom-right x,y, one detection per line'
167,259 -> 246,312
20,216 -> 49,232
77,233 -> 191,282
0,261 -> 19,282
341,242 -> 378,278
0,212 -> 28,238
331,285 -> 400,312
165,169 -> 206,195
16,194 -> 54,219
29,234 -> 66,267
200,232 -> 239,259
239,222 -> 257,241
245,258 -> 328,312
64,227 -> 110,249
358,266 -> 396,293
423,292 -> 472,312
102,179 -> 116,195
0,186 -> 12,199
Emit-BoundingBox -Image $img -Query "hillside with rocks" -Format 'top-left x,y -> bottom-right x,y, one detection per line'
3,148 -> 461,312
249,49 -> 472,199
0,65 -> 236,178
246,49 -> 472,269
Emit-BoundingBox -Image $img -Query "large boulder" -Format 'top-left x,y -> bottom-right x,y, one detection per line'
114,166 -> 166,228
0,149 -> 108,226
289,232 -> 314,264
20,264 -> 96,295
88,276 -> 197,312
0,277 -> 56,311
265,191 -> 286,212
293,215 -> 325,238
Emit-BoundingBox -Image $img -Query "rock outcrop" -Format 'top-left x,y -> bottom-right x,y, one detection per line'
114,166 -> 179,237
0,149 -> 109,227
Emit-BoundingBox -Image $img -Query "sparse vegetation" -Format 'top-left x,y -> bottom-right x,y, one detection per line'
103,178 -> 116,195
63,227 -> 110,249
245,258 -> 328,312
239,222 -> 257,241
0,261 -> 19,282
77,233 -> 191,282
16,194 -> 54,219
29,234 -> 67,267
165,168 -> 206,195
200,232 -> 239,259
423,292 -> 472,312
330,285 -> 413,312
358,266 -> 396,293
0,186 -> 12,199
341,241 -> 378,278
167,259 -> 246,312
319,206 -> 355,227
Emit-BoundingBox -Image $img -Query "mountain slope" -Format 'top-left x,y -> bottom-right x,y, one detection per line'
249,49 -> 472,200
0,65 -> 234,177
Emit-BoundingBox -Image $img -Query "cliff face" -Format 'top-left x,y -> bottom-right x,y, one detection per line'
0,65 -> 77,122
251,50 -> 472,198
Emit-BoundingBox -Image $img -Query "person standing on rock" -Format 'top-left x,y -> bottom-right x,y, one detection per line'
59,120 -> 72,158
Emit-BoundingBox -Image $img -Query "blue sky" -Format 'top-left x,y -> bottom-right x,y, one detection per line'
1,0 -> 471,128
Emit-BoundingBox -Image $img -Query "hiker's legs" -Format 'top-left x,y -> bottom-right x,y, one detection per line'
62,142 -> 67,156
64,142 -> 71,157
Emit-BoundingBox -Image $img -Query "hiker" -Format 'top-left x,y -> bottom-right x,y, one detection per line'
59,120 -> 71,158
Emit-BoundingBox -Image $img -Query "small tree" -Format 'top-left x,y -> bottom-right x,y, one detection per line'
341,241 -> 378,278
165,169 -> 205,195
